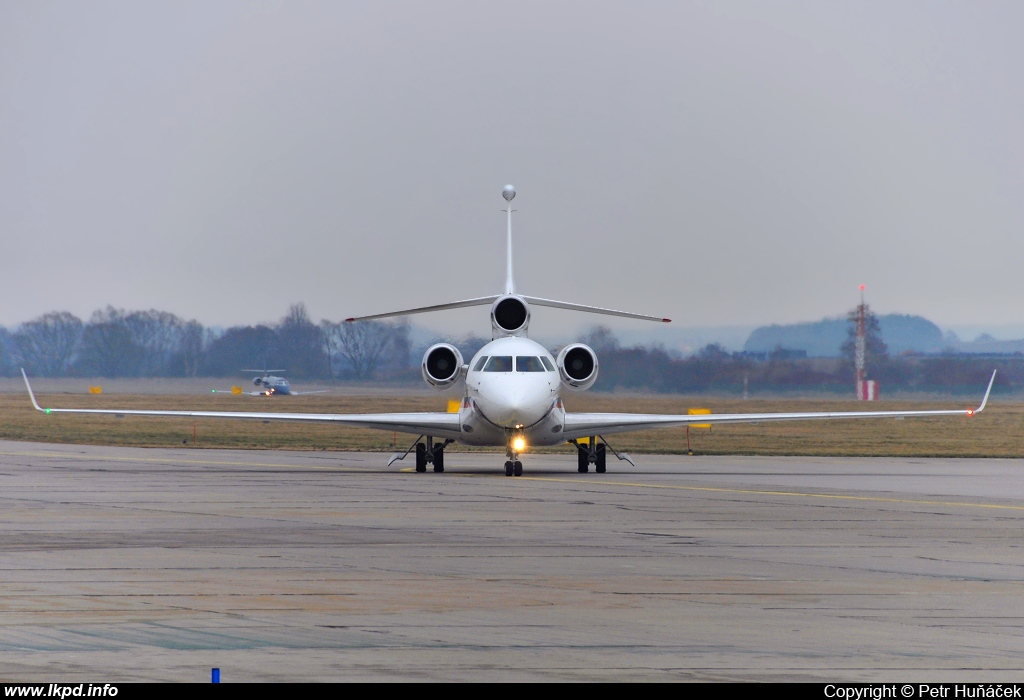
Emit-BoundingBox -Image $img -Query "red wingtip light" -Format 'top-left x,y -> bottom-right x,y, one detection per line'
967,409 -> 974,416
859,284 -> 865,291
344,318 -> 355,323
662,318 -> 672,323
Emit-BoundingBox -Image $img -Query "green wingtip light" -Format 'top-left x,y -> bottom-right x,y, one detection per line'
45,408 -> 51,414
212,389 -> 216,393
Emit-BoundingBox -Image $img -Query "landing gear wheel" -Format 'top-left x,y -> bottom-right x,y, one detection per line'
513,461 -> 523,477
577,446 -> 589,473
595,443 -> 607,474
415,443 -> 427,473
433,448 -> 444,473
504,461 -> 514,477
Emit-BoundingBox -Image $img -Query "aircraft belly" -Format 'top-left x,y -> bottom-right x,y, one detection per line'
523,404 -> 567,447
457,399 -> 565,447
458,406 -> 507,446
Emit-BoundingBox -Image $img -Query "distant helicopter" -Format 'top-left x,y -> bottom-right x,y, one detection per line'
214,369 -> 327,396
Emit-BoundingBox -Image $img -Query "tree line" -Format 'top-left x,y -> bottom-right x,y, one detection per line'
3,302 -> 1015,393
588,342 -> 1014,395
0,304 -> 411,380
581,312 -> 1018,395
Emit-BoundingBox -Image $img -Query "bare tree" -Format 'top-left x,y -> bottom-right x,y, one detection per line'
75,307 -> 141,377
177,320 -> 205,377
581,325 -> 620,352
277,303 -> 329,378
13,311 -> 84,376
329,320 -> 402,379
321,319 -> 341,378
123,309 -> 185,376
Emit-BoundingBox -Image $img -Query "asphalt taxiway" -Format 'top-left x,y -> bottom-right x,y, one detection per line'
1,440 -> 1023,682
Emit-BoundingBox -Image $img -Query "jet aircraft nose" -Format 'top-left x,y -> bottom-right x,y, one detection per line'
475,375 -> 551,428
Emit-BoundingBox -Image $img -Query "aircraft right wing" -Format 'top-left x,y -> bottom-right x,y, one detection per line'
562,371 -> 997,441
22,371 -> 462,439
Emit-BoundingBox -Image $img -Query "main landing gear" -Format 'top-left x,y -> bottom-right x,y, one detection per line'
414,436 -> 451,473
575,437 -> 607,473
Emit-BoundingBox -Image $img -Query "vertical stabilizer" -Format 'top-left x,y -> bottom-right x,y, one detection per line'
502,185 -> 516,294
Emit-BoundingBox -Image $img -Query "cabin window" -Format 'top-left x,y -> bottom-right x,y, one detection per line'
540,356 -> 555,372
482,356 -> 513,372
472,356 -> 489,372
515,356 -> 546,372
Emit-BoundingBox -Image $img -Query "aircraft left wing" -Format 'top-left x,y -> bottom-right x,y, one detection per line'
22,370 -> 462,439
562,370 -> 996,441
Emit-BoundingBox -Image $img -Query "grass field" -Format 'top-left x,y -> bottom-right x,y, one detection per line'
1,389 -> 1019,458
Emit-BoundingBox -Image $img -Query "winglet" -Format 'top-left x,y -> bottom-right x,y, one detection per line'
973,370 -> 997,415
21,368 -> 44,412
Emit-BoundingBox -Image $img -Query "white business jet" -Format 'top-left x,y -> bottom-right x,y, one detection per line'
22,185 -> 995,477
212,369 -> 328,396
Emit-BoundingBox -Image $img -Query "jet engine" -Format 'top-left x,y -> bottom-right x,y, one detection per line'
253,377 -> 263,386
490,295 -> 530,337
556,343 -> 599,391
421,343 -> 465,390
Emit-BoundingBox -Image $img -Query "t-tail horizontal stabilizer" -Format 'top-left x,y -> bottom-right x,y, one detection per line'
345,294 -> 670,325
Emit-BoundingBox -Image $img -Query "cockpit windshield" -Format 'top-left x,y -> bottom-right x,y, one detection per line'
482,356 -> 513,372
515,356 -> 547,372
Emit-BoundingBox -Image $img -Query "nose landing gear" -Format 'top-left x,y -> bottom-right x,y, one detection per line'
504,460 -> 523,477
505,434 -> 525,477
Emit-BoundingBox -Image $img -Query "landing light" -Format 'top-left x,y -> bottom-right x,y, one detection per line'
512,436 -> 526,452
967,409 -> 974,416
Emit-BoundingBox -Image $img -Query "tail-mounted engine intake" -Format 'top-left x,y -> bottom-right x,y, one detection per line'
422,343 -> 465,390
556,343 -> 599,391
253,377 -> 263,386
490,295 -> 530,338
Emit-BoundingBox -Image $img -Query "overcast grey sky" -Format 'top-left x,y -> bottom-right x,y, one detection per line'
2,1 -> 1022,341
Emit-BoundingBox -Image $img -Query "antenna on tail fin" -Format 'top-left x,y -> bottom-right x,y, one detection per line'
502,185 -> 516,294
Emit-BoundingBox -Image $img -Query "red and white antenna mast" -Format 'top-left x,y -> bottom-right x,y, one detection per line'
855,284 -> 866,388
854,284 -> 877,400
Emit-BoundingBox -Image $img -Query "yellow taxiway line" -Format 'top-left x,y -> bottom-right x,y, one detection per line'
2,448 -> 1021,513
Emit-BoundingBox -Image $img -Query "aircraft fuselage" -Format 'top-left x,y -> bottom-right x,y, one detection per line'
458,336 -> 568,448
255,375 -> 291,395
